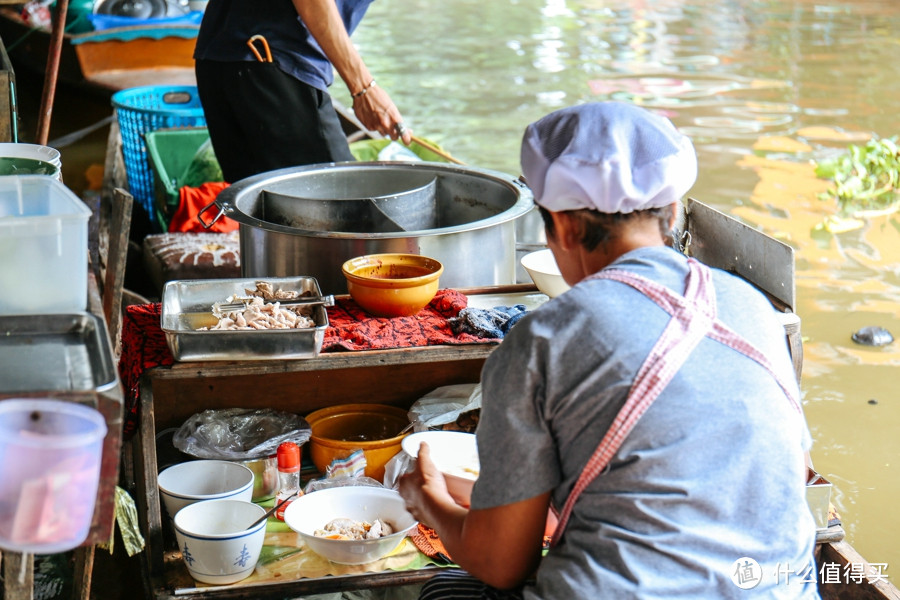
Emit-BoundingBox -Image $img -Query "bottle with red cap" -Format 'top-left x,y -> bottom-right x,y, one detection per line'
274,441 -> 302,521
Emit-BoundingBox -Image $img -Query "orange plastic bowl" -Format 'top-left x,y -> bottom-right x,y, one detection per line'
305,404 -> 411,482
341,253 -> 443,318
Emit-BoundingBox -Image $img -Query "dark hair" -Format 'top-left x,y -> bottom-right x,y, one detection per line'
538,204 -> 671,251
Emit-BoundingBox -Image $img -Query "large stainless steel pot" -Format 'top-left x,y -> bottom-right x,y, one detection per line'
211,162 -> 534,294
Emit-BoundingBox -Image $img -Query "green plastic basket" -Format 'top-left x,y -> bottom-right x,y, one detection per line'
145,128 -> 211,231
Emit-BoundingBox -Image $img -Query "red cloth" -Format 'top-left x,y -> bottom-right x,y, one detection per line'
410,524 -> 552,563
410,525 -> 453,563
118,289 -> 498,438
323,290 -> 485,351
168,182 -> 237,233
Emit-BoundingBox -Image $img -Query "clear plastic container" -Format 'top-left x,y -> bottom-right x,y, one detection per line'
0,176 -> 91,314
0,398 -> 108,553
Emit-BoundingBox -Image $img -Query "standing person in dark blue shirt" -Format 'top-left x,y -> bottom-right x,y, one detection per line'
194,0 -> 411,183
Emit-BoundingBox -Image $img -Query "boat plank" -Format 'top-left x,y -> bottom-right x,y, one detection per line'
0,7 -> 197,95
818,539 -> 900,599
74,35 -> 196,81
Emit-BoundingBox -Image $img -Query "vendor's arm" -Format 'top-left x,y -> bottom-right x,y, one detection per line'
292,0 -> 412,143
399,443 -> 550,590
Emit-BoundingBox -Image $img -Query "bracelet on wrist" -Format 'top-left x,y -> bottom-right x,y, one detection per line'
352,79 -> 377,99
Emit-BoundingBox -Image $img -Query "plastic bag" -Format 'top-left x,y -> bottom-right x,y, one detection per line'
407,383 -> 482,431
173,408 -> 311,460
304,475 -> 385,494
382,450 -> 415,490
180,138 -> 224,189
349,136 -> 452,163
304,449 -> 385,492
377,141 -> 422,162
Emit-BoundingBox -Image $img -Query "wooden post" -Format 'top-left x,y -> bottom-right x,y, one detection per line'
102,188 -> 134,356
1,551 -> 34,600
35,0 -> 69,145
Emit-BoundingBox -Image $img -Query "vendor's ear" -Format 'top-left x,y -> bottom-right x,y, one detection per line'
549,211 -> 580,251
667,202 -> 680,231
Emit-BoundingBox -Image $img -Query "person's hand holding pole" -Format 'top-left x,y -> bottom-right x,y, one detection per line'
293,0 -> 412,144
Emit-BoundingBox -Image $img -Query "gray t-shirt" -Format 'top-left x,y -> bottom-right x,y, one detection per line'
471,246 -> 819,599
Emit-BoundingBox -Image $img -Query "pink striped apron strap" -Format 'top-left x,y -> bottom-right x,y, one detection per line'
550,259 -> 797,546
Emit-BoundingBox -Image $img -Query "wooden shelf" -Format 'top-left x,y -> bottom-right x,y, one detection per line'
131,339 -> 495,598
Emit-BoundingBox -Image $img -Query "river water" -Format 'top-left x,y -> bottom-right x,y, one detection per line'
16,0 -> 900,579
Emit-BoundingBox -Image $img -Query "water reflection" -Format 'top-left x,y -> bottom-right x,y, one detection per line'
345,0 -> 900,570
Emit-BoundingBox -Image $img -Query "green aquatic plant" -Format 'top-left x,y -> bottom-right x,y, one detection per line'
815,136 -> 900,218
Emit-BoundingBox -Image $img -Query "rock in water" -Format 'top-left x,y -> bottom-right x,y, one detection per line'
851,326 -> 894,347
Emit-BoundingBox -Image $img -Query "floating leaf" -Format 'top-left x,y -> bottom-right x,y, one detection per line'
813,214 -> 865,234
814,136 -> 900,217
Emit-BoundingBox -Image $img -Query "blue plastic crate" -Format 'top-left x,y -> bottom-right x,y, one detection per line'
111,85 -> 206,225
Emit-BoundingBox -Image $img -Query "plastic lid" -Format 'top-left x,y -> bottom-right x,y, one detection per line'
277,442 -> 300,471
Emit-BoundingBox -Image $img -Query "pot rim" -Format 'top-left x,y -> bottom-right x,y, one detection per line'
215,161 -> 534,239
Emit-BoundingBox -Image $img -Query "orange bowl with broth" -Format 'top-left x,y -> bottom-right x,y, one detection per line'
341,253 -> 443,318
305,404 -> 411,482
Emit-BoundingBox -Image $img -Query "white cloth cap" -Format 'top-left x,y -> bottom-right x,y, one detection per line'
520,102 -> 697,214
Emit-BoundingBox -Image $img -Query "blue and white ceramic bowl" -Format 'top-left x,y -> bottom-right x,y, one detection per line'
173,499 -> 266,584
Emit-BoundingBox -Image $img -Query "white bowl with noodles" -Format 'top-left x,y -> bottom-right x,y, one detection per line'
282,486 -> 417,565
401,431 -> 479,507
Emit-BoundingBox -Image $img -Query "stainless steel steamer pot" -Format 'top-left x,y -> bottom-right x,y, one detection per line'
210,162 -> 535,294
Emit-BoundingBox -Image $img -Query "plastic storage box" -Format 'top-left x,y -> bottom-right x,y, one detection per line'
111,85 -> 206,227
0,176 -> 91,314
145,127 -> 211,231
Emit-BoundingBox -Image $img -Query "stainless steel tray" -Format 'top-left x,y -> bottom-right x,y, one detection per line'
0,313 -> 119,394
160,277 -> 329,362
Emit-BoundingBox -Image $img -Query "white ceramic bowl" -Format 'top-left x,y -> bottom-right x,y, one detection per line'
401,431 -> 479,507
173,499 -> 266,585
520,248 -> 571,298
283,486 -> 417,565
157,460 -> 254,521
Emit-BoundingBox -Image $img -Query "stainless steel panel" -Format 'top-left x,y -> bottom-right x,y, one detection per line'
261,174 -> 437,233
684,198 -> 795,311
160,277 -> 328,361
0,313 -> 118,395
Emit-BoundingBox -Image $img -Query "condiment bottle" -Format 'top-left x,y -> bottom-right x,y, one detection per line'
274,441 -> 302,521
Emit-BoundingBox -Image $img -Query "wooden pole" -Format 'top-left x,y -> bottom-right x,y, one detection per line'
35,0 -> 69,145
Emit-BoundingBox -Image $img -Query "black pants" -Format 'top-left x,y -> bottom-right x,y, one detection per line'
195,59 -> 355,183
419,570 -> 525,600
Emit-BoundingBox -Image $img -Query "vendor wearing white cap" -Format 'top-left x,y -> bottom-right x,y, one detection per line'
399,102 -> 819,599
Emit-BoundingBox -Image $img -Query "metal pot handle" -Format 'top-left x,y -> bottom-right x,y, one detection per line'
197,197 -> 227,229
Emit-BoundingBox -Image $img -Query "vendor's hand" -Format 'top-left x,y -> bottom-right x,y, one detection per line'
352,85 -> 413,144
398,442 -> 454,525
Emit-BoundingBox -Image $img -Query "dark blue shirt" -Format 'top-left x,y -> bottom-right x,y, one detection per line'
194,0 -> 374,91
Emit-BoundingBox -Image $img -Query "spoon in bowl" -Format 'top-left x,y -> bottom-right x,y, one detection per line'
246,490 -> 298,530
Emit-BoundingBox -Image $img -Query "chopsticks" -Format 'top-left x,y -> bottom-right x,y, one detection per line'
247,491 -> 298,530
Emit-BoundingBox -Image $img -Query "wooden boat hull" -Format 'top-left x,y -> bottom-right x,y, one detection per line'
818,540 -> 900,599
0,8 -> 197,95
72,28 -> 197,90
